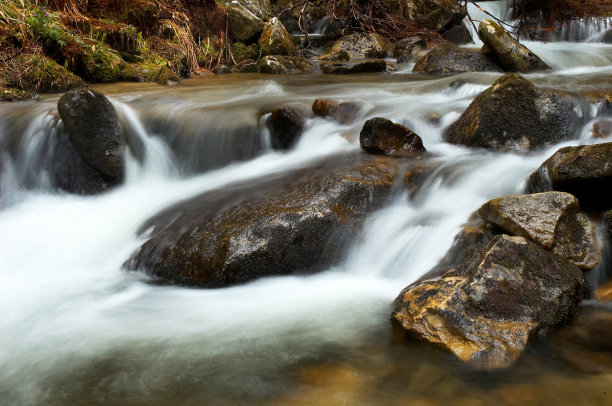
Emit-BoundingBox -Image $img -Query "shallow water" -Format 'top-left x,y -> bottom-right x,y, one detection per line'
2,5 -> 612,406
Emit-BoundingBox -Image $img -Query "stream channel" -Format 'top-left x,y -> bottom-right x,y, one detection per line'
1,2 -> 612,405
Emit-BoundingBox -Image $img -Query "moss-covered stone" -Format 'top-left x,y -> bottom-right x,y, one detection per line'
77,42 -> 122,83
232,42 -> 260,62
155,65 -> 180,85
413,42 -> 501,74
5,54 -> 84,92
258,17 -> 297,56
0,87 -> 35,102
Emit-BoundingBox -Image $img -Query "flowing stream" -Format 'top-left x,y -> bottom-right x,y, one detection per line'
2,4 -> 612,405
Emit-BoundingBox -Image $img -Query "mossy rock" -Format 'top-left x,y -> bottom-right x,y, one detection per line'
77,43 -> 122,83
0,87 -> 35,102
155,66 -> 180,85
413,42 -> 501,74
232,42 -> 260,62
6,54 -> 84,92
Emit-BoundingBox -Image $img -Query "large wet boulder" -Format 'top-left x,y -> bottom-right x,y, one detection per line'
392,234 -> 585,369
386,0 -> 467,30
360,118 -> 426,157
257,55 -> 313,74
271,0 -> 327,33
525,143 -> 612,210
125,153 -> 401,287
258,17 -> 297,56
57,88 -> 124,182
322,33 -> 390,60
394,36 -> 428,63
445,73 -> 578,151
412,42 -> 501,74
264,107 -> 304,149
321,59 -> 388,74
442,22 -> 473,44
478,192 -> 601,269
226,0 -> 267,42
478,20 -> 550,73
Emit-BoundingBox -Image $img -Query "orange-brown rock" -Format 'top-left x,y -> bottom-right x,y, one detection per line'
392,235 -> 585,369
595,280 -> 612,302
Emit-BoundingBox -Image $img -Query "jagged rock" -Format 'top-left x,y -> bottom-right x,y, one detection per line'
525,143 -> 612,210
312,99 -> 361,124
322,33 -> 390,60
264,107 -> 304,149
124,153 -> 400,287
478,20 -> 550,73
478,192 -> 600,269
258,17 -> 297,56
393,234 -> 585,369
57,88 -> 124,182
442,22 -> 473,44
360,117 -> 426,157
445,73 -> 578,151
385,0 -> 467,30
257,55 -> 313,74
412,42 -> 501,74
226,1 -> 266,42
321,59 -> 387,74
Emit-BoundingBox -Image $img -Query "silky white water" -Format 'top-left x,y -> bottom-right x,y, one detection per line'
2,5 -> 612,405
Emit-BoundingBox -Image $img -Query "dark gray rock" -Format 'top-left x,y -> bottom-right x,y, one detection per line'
321,59 -> 387,74
57,88 -> 124,182
412,42 -> 501,74
360,117 -> 426,157
264,107 -> 304,149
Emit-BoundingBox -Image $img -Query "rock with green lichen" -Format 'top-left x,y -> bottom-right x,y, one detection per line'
478,20 -> 550,73
392,234 -> 585,370
413,42 -> 501,74
258,17 -> 297,56
526,143 -> 612,210
0,87 -> 35,102
445,73 -> 578,151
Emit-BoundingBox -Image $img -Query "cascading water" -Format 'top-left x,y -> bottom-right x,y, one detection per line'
2,4 -> 612,406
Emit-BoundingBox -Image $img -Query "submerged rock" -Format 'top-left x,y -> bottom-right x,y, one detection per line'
478,20 -> 550,73
264,107 -> 304,149
258,17 -> 297,56
445,73 -> 577,151
257,55 -> 313,74
412,42 -> 501,74
393,234 -> 585,369
478,192 -> 600,269
360,118 -> 426,157
321,59 -> 387,74
57,88 -> 124,183
312,99 -> 361,124
525,142 -> 612,210
125,153 -> 402,287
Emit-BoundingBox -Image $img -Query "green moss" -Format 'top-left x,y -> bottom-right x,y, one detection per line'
78,42 -> 122,83
155,65 -> 180,85
7,54 -> 84,92
232,42 -> 259,62
0,87 -> 35,102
